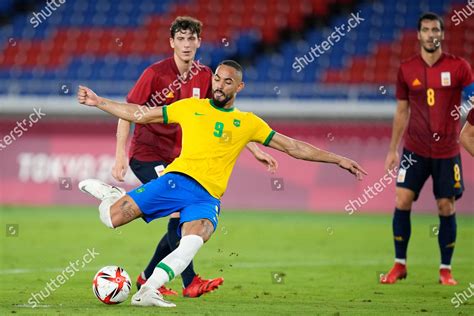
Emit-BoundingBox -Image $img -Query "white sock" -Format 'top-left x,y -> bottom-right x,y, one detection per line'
395,258 -> 406,265
144,235 -> 204,289
98,197 -> 118,228
440,264 -> 451,270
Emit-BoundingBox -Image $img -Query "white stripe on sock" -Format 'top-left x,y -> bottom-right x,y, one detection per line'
395,258 -> 406,265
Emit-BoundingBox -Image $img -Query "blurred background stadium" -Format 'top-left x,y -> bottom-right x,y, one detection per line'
0,0 -> 473,212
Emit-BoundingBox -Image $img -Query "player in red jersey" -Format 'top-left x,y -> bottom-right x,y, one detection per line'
112,16 -> 278,297
461,109 -> 474,156
380,13 -> 474,286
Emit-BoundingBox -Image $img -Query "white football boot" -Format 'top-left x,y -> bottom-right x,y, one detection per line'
78,179 -> 125,201
131,286 -> 176,307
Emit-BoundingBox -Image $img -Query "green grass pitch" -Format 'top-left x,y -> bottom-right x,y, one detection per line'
1,206 -> 473,315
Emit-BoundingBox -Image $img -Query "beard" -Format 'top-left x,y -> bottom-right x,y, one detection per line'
212,90 -> 233,108
422,40 -> 441,53
422,45 -> 439,53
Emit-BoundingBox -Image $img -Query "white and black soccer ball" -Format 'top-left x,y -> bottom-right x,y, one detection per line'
92,266 -> 132,304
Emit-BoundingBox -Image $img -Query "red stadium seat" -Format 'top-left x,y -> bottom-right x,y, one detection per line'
4,0 -> 469,82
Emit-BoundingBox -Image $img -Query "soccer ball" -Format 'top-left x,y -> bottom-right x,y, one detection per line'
92,266 -> 132,304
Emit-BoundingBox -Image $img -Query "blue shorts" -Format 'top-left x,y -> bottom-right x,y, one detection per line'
396,148 -> 464,201
127,172 -> 221,236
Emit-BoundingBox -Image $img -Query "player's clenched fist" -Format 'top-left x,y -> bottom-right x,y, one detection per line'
77,85 -> 100,107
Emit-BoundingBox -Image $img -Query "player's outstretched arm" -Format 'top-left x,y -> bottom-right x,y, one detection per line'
77,85 -> 163,124
267,132 -> 367,180
460,121 -> 474,156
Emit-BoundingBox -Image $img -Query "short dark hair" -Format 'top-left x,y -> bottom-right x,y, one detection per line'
170,16 -> 202,38
418,12 -> 444,31
218,60 -> 243,74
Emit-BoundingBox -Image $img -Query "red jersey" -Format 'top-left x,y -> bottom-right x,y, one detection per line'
396,53 -> 473,158
126,57 -> 213,162
468,109 -> 474,125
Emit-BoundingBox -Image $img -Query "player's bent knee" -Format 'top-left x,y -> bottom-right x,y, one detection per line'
395,188 -> 415,210
395,197 -> 413,210
181,219 -> 214,242
437,198 -> 455,216
109,195 -> 143,227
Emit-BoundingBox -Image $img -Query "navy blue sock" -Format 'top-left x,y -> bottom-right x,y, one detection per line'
438,214 -> 457,266
166,218 -> 196,287
143,233 -> 171,279
392,208 -> 411,260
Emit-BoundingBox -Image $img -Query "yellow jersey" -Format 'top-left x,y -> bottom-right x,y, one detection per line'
162,98 -> 275,199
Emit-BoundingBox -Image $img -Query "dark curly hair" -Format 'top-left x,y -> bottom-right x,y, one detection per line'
170,16 -> 203,38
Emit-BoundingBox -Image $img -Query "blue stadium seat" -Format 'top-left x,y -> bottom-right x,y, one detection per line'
0,0 -> 14,12
0,0 -> 468,100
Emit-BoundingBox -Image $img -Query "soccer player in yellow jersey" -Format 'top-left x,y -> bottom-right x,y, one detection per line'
77,60 -> 367,307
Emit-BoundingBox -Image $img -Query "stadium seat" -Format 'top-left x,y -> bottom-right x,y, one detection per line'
0,0 -> 470,99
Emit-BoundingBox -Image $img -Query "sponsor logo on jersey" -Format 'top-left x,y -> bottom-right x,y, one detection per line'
412,78 -> 422,87
193,88 -> 200,98
233,119 -> 241,127
441,72 -> 451,87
